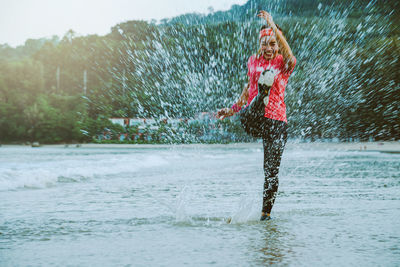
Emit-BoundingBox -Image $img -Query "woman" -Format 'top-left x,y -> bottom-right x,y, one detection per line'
217,11 -> 296,221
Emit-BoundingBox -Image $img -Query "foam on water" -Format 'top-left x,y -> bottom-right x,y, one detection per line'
0,149 -> 168,191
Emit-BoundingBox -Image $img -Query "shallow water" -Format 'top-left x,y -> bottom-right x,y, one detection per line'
0,144 -> 399,266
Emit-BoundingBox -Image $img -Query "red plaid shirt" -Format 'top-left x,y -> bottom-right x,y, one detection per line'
246,54 -> 296,123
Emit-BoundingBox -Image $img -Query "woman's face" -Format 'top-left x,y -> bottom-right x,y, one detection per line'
260,36 -> 279,60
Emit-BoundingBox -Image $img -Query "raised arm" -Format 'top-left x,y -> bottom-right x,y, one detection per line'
258,11 -> 295,71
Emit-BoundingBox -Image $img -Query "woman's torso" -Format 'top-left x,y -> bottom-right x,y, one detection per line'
247,54 -> 295,123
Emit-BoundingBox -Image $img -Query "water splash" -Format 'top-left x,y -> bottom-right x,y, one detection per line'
98,0 -> 399,141
229,194 -> 261,224
174,186 -> 193,223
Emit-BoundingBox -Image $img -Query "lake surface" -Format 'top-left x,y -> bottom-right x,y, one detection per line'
1,143 -> 399,266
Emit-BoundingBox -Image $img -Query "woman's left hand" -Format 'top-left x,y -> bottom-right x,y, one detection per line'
257,10 -> 274,26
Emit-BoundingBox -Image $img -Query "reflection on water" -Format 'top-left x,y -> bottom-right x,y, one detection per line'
259,223 -> 287,265
0,144 -> 399,266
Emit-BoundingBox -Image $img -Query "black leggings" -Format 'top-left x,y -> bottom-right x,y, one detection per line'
261,118 -> 287,214
238,87 -> 288,214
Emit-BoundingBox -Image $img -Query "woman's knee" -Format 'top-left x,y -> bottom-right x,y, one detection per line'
264,176 -> 279,190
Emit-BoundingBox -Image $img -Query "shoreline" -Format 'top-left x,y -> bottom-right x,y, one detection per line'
286,141 -> 400,154
1,141 -> 400,153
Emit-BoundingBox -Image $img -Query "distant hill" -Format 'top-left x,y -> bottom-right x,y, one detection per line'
164,0 -> 399,26
1,0 -> 398,62
0,36 -> 59,62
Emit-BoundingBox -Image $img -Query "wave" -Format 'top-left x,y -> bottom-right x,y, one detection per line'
0,154 -> 168,191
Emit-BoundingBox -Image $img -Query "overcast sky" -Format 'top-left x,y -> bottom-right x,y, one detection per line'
0,0 -> 247,47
